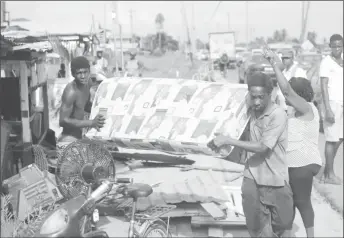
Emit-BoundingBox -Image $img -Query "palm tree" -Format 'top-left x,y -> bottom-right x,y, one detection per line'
273,30 -> 281,42
155,13 -> 165,49
281,29 -> 288,42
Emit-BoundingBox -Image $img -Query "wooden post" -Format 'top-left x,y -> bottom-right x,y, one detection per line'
119,24 -> 124,70
20,61 -> 34,167
20,61 -> 31,144
42,83 -> 49,130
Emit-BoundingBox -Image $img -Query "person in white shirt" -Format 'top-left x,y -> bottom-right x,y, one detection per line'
125,50 -> 143,77
319,34 -> 343,185
281,51 -> 308,81
94,49 -> 108,74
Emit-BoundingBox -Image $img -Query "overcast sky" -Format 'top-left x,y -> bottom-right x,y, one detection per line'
6,1 -> 343,43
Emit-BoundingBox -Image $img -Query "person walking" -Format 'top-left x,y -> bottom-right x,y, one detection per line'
208,72 -> 293,237
263,47 -> 323,237
319,34 -> 343,185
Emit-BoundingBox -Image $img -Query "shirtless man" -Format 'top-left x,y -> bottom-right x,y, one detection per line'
58,56 -> 105,143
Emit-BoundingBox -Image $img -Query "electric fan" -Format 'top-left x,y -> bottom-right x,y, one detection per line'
55,138 -> 115,199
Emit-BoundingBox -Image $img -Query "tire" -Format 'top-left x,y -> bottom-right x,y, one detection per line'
142,221 -> 171,238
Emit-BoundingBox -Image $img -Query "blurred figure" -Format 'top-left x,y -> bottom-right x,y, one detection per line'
281,51 -> 307,81
125,49 -> 143,77
57,63 -> 66,78
94,48 -> 108,74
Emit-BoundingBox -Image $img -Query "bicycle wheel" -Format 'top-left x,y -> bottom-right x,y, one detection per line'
142,221 -> 171,238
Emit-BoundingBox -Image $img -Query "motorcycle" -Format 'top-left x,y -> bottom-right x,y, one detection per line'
31,164 -> 171,238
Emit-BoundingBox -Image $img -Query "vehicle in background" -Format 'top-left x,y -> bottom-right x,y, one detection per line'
238,54 -> 275,84
209,32 -> 236,70
195,49 -> 209,61
296,52 -> 323,72
236,51 -> 251,64
251,48 -> 263,55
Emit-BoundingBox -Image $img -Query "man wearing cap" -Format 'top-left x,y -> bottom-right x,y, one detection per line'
94,48 -> 108,74
281,50 -> 307,81
272,51 -> 307,111
125,50 -> 143,77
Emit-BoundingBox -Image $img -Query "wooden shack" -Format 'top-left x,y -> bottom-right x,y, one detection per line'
0,40 -> 53,175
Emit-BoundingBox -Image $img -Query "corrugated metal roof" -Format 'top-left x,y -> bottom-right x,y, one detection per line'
12,41 -> 52,53
112,154 -> 244,211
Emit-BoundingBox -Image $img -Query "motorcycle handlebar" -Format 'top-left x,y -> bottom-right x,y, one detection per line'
98,177 -> 133,184
116,178 -> 132,184
90,177 -> 133,202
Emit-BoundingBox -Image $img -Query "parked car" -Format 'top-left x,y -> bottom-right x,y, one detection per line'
238,54 -> 275,84
236,51 -> 251,63
195,50 -> 209,61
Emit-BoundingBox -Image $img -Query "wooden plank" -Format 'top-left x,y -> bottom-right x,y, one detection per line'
191,216 -> 246,226
200,202 -> 226,220
208,226 -> 224,237
20,61 -> 31,143
161,203 -> 209,218
174,217 -> 193,237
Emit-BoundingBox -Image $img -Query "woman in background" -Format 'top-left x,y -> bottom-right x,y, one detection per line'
263,48 -> 322,238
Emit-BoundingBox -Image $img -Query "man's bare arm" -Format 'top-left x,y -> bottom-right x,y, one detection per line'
320,77 -> 332,111
59,86 -> 93,128
226,139 -> 270,154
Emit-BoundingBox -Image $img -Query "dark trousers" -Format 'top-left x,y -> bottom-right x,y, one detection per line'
241,177 -> 294,237
288,163 -> 321,229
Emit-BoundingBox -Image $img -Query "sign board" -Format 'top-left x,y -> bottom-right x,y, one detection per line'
86,77 -> 250,156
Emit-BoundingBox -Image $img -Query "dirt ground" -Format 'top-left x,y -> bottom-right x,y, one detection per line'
49,52 -> 343,237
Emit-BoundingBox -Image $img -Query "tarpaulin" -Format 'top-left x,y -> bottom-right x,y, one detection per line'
86,77 -> 250,156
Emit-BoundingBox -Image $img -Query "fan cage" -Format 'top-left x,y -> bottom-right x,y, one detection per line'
55,139 -> 116,199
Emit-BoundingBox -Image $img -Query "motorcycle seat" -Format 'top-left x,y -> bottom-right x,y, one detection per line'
125,183 -> 153,200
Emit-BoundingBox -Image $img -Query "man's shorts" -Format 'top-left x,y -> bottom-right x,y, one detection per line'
48,135 -> 79,170
324,101 -> 343,142
241,177 -> 294,237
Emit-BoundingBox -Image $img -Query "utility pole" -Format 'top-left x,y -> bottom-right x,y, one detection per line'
117,1 -> 124,70
112,1 -> 119,72
227,12 -> 230,31
191,2 -> 196,53
130,9 -> 136,49
129,9 -> 134,39
104,2 -> 107,44
300,1 -> 310,43
245,1 -> 249,49
181,1 -> 193,65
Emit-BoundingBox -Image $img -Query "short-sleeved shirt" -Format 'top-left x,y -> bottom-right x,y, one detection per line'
243,103 -> 289,187
319,55 -> 343,103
